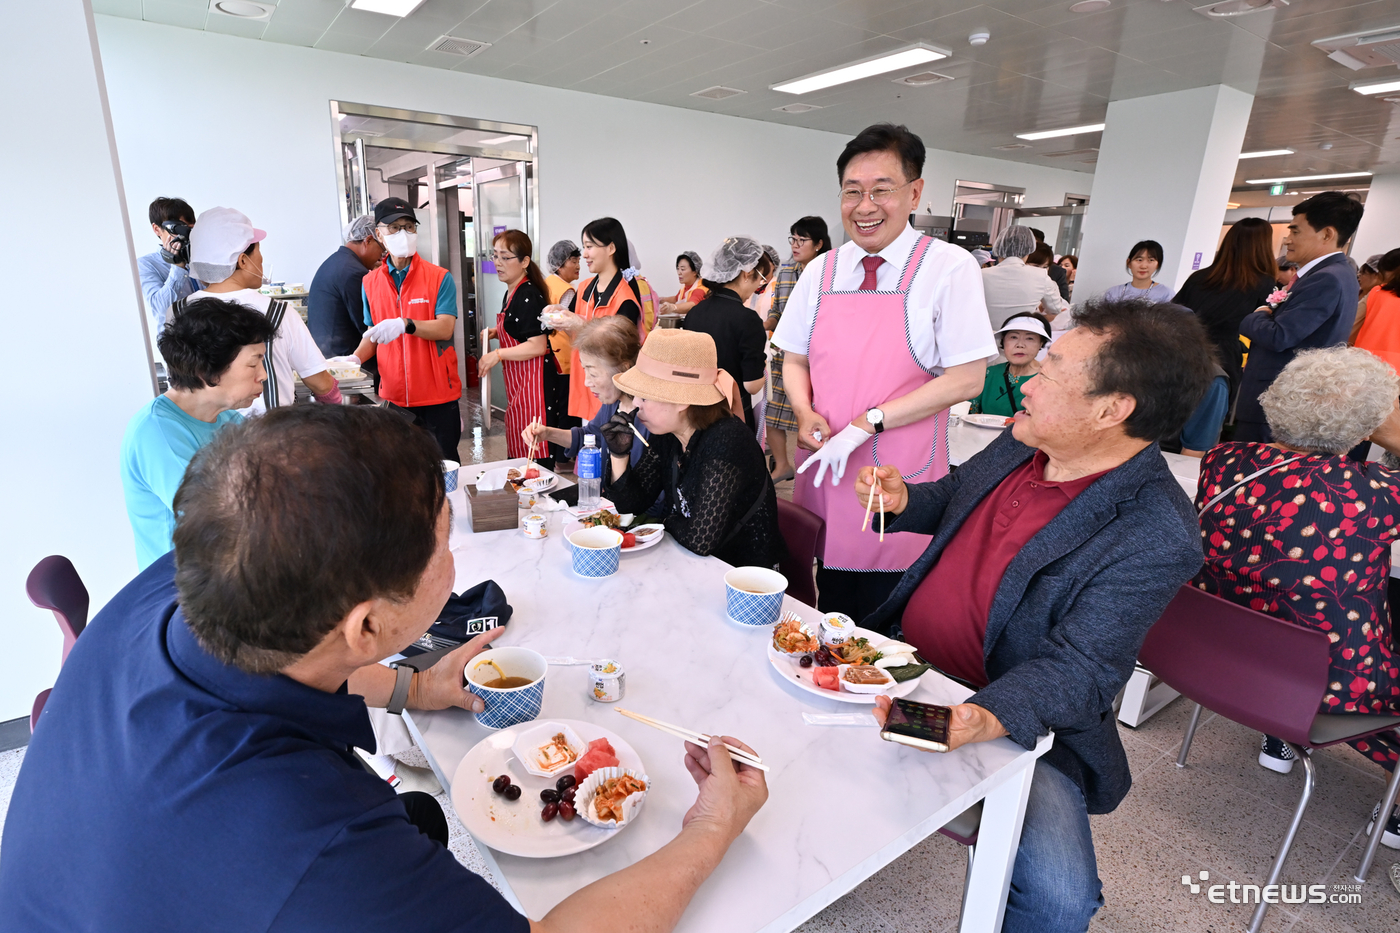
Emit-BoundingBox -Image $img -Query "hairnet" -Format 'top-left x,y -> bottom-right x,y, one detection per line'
761,244 -> 781,269
191,261 -> 237,284
993,225 -> 1037,260
708,236 -> 765,283
547,239 -> 580,273
678,251 -> 702,274
343,214 -> 376,244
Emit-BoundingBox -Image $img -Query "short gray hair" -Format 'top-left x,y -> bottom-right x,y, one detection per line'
994,225 -> 1036,260
344,214 -> 376,244
1260,347 -> 1399,454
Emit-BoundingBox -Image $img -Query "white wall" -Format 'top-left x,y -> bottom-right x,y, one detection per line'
0,2 -> 155,722
95,16 -> 1092,295
1352,169 -> 1400,262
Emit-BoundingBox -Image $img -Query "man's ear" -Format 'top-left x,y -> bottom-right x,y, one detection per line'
1096,392 -> 1137,431
332,600 -> 380,664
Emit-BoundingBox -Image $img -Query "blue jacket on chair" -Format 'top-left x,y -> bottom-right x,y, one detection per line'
1235,252 -> 1359,429
865,430 -> 1203,813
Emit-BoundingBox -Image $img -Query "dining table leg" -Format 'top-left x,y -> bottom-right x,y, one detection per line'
959,759 -> 1036,933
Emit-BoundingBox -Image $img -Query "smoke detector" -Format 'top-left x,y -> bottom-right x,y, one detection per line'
691,86 -> 746,100
993,143 -> 1032,150
428,36 -> 492,58
969,31 -> 991,46
773,103 -> 822,113
1192,0 -> 1288,18
209,0 -> 274,19
1313,26 -> 1400,70
893,71 -> 954,86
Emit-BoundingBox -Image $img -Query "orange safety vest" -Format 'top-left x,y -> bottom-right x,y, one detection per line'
544,273 -> 575,374
1356,286 -> 1400,374
363,255 -> 461,408
568,273 -> 641,419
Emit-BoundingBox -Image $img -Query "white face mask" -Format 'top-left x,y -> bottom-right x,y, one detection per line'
384,230 -> 418,259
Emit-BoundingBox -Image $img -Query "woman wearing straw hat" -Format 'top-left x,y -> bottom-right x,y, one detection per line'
603,329 -> 784,568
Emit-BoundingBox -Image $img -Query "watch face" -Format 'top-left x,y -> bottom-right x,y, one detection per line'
868,408 -> 883,424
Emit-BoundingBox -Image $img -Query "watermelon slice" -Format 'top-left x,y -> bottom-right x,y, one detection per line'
574,738 -> 620,782
811,666 -> 840,691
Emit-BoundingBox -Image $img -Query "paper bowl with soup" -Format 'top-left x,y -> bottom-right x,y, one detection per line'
465,646 -> 548,730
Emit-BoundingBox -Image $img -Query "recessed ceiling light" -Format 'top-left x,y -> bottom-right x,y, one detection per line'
1194,0 -> 1287,18
1069,0 -> 1112,12
1243,171 -> 1372,184
691,86 -> 746,100
477,134 -> 526,146
1353,78 -> 1400,95
1015,122 -> 1106,141
210,0 -> 273,18
350,0 -> 427,16
774,103 -> 823,113
1238,148 -> 1294,159
993,143 -> 1032,150
893,71 -> 953,87
772,44 -> 949,95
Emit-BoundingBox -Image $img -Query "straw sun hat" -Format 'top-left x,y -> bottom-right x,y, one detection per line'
612,329 -> 743,416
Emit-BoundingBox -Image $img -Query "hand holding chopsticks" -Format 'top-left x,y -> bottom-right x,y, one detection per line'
857,466 -> 906,542
615,708 -> 769,772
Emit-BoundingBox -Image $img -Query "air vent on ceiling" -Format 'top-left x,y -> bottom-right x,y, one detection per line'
429,36 -> 492,58
691,86 -> 746,100
1192,0 -> 1287,18
209,0 -> 274,19
1312,27 -> 1400,70
993,143 -> 1032,151
1040,147 -> 1100,158
773,103 -> 822,113
893,71 -> 953,87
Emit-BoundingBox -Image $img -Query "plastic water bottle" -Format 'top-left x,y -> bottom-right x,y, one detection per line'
577,435 -> 602,511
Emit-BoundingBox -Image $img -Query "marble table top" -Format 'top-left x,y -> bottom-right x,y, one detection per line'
410,482 -> 1050,931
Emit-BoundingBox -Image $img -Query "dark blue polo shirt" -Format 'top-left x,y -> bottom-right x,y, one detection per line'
0,554 -> 528,933
308,245 -> 373,358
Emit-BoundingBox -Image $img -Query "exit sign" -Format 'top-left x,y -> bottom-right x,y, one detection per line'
1270,183 -> 1286,196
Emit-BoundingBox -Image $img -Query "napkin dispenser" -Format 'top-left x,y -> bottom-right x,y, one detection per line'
465,482 -> 519,533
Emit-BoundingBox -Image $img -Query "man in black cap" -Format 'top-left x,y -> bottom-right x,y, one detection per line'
354,198 -> 464,459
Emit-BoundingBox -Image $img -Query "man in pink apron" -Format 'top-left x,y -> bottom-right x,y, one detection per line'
772,123 -> 996,623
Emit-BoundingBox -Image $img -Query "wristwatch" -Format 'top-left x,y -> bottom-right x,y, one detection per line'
866,407 -> 886,434
386,663 -> 415,716
404,318 -> 417,335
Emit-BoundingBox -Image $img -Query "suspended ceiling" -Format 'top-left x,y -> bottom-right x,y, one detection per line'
95,0 -> 1400,196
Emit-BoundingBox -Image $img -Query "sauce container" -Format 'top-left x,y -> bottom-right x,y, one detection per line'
522,514 -> 547,539
589,660 -> 626,702
819,612 -> 856,646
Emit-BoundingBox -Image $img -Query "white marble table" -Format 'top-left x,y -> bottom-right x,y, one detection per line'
406,461 -> 1051,933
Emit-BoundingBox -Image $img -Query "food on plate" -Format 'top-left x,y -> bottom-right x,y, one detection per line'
633,526 -> 661,539
799,655 -> 813,669
771,617 -> 819,654
622,532 -> 636,549
887,662 -> 933,684
574,737 -> 620,782
556,774 -> 577,792
502,783 -> 521,801
814,637 -> 883,668
842,664 -> 893,687
533,732 -> 581,773
492,774 -> 512,795
811,666 -> 840,691
506,468 -> 523,481
542,802 -> 559,822
524,466 -> 541,480
593,774 -> 648,823
819,612 -> 856,646
541,788 -> 560,803
580,510 -> 621,529
559,801 -> 576,821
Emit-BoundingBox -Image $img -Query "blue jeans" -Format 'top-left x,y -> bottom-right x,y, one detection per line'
1001,759 -> 1104,933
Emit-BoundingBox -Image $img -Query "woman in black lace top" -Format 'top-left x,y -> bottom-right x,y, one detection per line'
603,330 -> 784,568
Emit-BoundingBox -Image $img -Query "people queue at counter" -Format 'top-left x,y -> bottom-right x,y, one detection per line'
10,121 -> 1398,933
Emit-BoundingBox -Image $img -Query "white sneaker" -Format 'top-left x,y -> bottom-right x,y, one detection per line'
1366,803 -> 1400,850
1258,735 -> 1297,774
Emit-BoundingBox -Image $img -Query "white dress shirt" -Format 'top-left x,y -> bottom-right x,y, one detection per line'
980,257 -> 1069,330
771,224 -> 996,373
1295,250 -> 1340,281
188,288 -> 329,416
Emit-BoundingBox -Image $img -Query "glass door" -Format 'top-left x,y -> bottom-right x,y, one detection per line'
473,161 -> 533,424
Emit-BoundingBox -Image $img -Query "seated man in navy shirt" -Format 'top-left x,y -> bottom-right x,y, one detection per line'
1,405 -> 768,933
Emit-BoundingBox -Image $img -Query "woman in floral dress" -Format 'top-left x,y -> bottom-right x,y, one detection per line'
1194,347 -> 1400,846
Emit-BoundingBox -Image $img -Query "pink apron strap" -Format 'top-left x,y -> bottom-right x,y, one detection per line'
897,237 -> 932,292
820,249 -> 839,293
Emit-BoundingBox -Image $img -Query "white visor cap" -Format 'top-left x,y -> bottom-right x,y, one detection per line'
994,314 -> 1052,343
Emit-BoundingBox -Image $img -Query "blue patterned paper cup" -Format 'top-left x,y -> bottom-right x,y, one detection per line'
569,527 -> 623,578
442,460 -> 460,493
465,646 -> 547,730
724,567 -> 788,627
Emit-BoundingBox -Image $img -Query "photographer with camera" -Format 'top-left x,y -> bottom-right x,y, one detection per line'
138,197 -> 201,331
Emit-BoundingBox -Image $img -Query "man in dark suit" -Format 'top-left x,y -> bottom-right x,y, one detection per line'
854,300 -> 1214,933
1235,192 -> 1366,443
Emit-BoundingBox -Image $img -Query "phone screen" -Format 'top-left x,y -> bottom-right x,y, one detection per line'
881,698 -> 952,752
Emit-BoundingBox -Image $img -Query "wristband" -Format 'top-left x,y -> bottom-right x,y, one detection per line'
386,664 -> 414,715
405,318 -> 416,335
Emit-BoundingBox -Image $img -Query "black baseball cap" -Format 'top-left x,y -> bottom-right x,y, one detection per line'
374,197 -> 417,226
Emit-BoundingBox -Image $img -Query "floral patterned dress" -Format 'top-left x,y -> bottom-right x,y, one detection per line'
1193,442 -> 1400,771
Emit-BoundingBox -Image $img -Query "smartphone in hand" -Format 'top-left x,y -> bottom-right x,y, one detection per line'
880,698 -> 952,753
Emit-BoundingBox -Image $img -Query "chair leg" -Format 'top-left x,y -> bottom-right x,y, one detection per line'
1354,745 -> 1400,883
1247,746 -> 1314,933
1176,703 -> 1203,768
956,844 -> 974,929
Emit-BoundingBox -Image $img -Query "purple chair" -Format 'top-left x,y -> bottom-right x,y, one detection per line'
775,498 -> 824,608
937,800 -> 982,925
1139,585 -> 1400,932
26,555 -> 90,733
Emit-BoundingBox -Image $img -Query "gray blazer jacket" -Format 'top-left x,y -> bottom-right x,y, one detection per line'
866,430 -> 1202,813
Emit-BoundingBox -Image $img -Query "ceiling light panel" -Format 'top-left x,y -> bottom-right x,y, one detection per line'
1243,172 -> 1372,184
350,0 -> 427,16
1353,79 -> 1400,95
1015,122 -> 1106,141
773,44 -> 949,95
1238,149 -> 1295,158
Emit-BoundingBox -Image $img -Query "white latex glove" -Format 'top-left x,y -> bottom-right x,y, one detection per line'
795,423 -> 872,488
365,317 -> 408,343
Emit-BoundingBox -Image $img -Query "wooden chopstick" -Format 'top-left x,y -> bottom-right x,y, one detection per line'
861,474 -> 876,533
614,708 -> 769,772
879,489 -> 885,543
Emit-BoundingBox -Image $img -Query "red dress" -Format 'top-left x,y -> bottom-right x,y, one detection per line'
497,281 -> 552,460
1193,442 -> 1400,769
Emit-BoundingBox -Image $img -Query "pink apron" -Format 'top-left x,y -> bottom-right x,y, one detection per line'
793,236 -> 947,572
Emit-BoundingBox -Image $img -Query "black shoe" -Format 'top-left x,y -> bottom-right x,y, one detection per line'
1258,735 -> 1296,774
1366,803 -> 1400,850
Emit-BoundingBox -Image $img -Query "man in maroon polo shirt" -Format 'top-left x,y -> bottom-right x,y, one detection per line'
854,300 -> 1215,933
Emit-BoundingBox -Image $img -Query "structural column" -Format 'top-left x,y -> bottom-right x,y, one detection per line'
1074,85 -> 1254,301
1351,167 -> 1400,261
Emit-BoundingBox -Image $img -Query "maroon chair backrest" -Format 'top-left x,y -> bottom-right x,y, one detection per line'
776,498 -> 825,608
26,555 -> 89,665
1138,585 -> 1331,746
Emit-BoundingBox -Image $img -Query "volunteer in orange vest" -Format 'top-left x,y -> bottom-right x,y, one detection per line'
353,197 -> 462,460
1353,248 -> 1400,374
544,217 -> 643,421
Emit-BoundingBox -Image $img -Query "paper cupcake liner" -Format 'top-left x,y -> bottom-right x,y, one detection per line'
576,766 -> 650,830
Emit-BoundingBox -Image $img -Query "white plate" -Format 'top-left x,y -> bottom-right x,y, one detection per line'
960,413 -> 1015,430
473,464 -> 562,491
767,625 -> 923,705
450,719 -> 645,858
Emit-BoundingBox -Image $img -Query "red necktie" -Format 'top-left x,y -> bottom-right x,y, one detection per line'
860,255 -> 884,290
